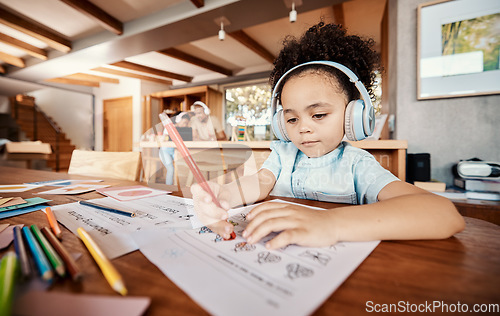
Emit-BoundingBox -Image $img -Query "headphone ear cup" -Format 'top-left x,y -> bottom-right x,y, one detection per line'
344,101 -> 356,141
344,100 -> 367,141
272,109 -> 290,142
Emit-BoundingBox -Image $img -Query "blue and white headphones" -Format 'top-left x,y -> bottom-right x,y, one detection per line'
191,101 -> 210,115
270,61 -> 375,142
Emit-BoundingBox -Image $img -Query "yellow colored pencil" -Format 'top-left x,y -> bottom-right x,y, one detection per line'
77,227 -> 127,295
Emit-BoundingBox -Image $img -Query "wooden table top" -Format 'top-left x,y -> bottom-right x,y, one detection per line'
1,166 -> 499,315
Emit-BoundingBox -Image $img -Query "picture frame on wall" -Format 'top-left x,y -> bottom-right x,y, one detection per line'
417,0 -> 500,100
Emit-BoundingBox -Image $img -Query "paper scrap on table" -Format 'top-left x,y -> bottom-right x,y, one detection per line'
0,197 -> 13,206
0,224 -> 23,249
0,197 -> 28,208
134,200 -> 380,316
13,291 -> 151,316
52,195 -> 195,259
96,185 -> 170,201
0,197 -> 51,213
0,184 -> 39,192
37,184 -> 110,195
0,223 -> 9,233
0,199 -> 51,220
26,179 -> 103,186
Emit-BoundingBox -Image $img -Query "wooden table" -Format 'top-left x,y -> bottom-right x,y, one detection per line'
1,166 -> 499,315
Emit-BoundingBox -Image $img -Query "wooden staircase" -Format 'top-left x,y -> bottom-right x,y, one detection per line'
10,95 -> 76,172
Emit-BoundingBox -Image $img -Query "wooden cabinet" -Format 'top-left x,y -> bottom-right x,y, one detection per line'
143,85 -> 223,132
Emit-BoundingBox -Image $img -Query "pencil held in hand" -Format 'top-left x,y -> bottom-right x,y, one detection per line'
159,112 -> 221,207
77,227 -> 127,295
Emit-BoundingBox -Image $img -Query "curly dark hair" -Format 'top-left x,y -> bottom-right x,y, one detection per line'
270,22 -> 379,102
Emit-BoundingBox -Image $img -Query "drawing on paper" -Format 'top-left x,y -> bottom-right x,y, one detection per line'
214,234 -> 223,243
286,263 -> 314,280
257,251 -> 281,264
299,250 -> 331,266
234,242 -> 256,252
198,226 -> 212,234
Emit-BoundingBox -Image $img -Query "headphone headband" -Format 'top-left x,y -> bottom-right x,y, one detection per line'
191,101 -> 210,115
271,61 -> 372,118
270,60 -> 374,142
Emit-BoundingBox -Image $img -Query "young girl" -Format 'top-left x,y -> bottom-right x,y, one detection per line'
191,22 -> 464,249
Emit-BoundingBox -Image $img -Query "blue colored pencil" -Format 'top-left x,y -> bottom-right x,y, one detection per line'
13,226 -> 32,279
21,227 -> 53,282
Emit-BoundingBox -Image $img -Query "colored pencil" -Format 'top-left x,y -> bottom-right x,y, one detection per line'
21,226 -> 54,282
13,226 -> 32,279
160,112 -> 221,205
79,200 -> 136,218
41,227 -> 82,281
30,225 -> 65,278
77,227 -> 127,295
44,207 -> 62,239
0,252 -> 17,316
160,112 -> 236,239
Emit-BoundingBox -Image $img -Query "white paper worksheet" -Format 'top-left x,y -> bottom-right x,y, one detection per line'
52,195 -> 194,259
134,200 -> 380,316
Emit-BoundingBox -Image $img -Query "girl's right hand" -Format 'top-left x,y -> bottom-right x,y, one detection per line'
190,182 -> 233,239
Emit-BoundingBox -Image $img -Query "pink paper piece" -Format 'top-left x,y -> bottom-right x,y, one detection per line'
97,185 -> 170,201
13,291 -> 151,316
0,224 -> 24,249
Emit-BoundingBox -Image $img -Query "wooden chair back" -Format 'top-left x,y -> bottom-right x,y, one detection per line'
68,150 -> 142,181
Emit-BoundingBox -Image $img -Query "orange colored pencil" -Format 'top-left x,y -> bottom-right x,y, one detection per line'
44,207 -> 62,239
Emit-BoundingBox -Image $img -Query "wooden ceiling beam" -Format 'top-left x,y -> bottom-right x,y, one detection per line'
65,73 -> 119,84
158,48 -> 233,77
111,60 -> 193,82
0,32 -> 48,60
92,67 -> 173,85
45,77 -> 100,87
0,51 -> 25,68
0,6 -> 71,53
228,30 -> 275,64
190,0 -> 204,8
60,0 -> 123,35
333,3 -> 345,26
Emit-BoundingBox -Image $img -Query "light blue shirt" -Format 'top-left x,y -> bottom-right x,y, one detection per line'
261,141 -> 399,204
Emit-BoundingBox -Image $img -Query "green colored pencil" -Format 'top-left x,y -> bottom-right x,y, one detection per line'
0,251 -> 18,316
30,225 -> 66,278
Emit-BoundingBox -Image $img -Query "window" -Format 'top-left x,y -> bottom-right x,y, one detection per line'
224,83 -> 272,141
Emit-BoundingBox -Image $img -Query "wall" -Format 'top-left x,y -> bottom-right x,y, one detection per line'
93,79 -> 171,151
29,89 -> 93,149
388,0 -> 500,186
93,79 -> 141,151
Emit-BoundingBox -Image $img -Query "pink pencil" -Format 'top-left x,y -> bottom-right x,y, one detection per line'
159,112 -> 235,239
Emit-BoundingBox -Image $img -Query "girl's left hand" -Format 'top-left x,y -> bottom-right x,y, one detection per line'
242,202 -> 339,250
